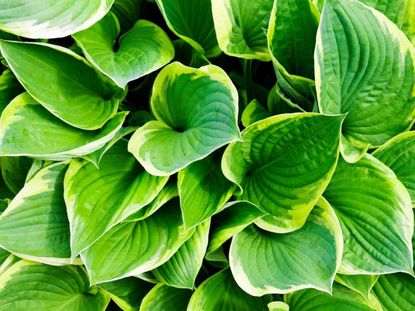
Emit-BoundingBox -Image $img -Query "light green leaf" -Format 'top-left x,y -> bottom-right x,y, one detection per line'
65,140 -> 168,256
335,274 -> 378,301
0,41 -> 124,130
372,273 -> 415,311
285,283 -> 376,311
73,13 -> 174,88
361,0 -> 415,45
153,220 -> 210,289
155,0 -> 220,57
207,201 -> 264,256
0,93 -> 127,161
0,0 -> 113,39
268,302 -> 289,311
241,99 -> 272,127
316,0 -> 415,161
0,162 -> 73,265
211,0 -> 273,60
0,69 -> 21,113
324,155 -> 414,274
0,260 -> 109,311
230,198 -> 343,296
99,277 -> 152,311
373,131 -> 415,204
140,284 -> 192,311
128,62 -> 240,176
222,113 -> 343,232
0,156 -> 32,194
81,199 -> 193,284
178,153 -> 235,228
187,269 -> 271,311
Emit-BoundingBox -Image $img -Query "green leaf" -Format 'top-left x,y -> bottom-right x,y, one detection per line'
73,13 -> 174,88
111,0 -> 143,31
155,0 -> 220,57
373,131 -> 415,205
268,302 -> 289,311
335,274 -> 378,301
81,199 -> 193,284
153,220 -> 210,289
178,153 -> 235,228
0,69 -> 22,114
65,140 -> 168,256
207,201 -> 264,256
241,99 -> 272,127
372,273 -> 415,311
0,249 -> 9,266
0,41 -> 124,130
286,283 -> 377,311
187,269 -> 271,311
222,113 -> 343,232
0,260 -> 109,311
316,0 -> 415,161
0,162 -> 73,265
361,0 -> 415,45
0,0 -> 113,39
99,277 -> 152,311
140,284 -> 192,311
128,62 -> 241,176
230,198 -> 343,295
211,0 -> 274,60
324,155 -> 414,274
0,93 -> 127,161
0,156 -> 32,194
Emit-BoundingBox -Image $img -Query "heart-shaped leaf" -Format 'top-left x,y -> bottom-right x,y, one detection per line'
65,140 -> 168,256
0,0 -> 113,39
128,62 -> 241,176
316,0 -> 415,162
222,113 -> 343,232
0,41 -> 123,130
73,13 -> 174,88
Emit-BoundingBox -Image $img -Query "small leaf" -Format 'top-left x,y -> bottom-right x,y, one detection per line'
0,69 -> 22,113
140,284 -> 192,311
241,99 -> 272,127
335,274 -> 378,301
0,156 -> 32,194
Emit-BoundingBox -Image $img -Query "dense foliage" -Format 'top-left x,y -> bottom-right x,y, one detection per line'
0,0 -> 414,310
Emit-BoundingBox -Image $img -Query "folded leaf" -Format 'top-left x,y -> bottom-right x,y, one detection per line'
187,269 -> 271,311
335,274 -> 378,301
128,62 -> 240,176
65,140 -> 168,256
0,162 -> 73,265
155,0 -> 220,57
324,155 -> 414,274
316,0 -> 415,161
82,199 -> 193,284
0,260 -> 109,311
0,0 -> 113,39
140,284 -> 192,311
230,198 -> 343,296
0,93 -> 127,161
222,113 -> 343,232
211,0 -> 274,60
73,13 -> 174,88
0,41 -> 123,130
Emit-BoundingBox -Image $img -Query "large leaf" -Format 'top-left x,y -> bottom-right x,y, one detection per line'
361,0 -> 415,45
128,62 -> 240,176
230,198 -> 343,296
178,153 -> 235,228
73,13 -> 174,88
0,156 -> 32,194
0,260 -> 109,311
187,269 -> 271,311
0,0 -> 113,39
372,273 -> 415,311
316,0 -> 415,161
0,41 -> 123,130
373,131 -> 415,204
155,0 -> 220,57
222,113 -> 343,232
0,162 -> 72,265
140,284 -> 192,311
65,140 -> 168,256
153,220 -> 210,289
0,93 -> 127,161
0,69 -> 22,114
324,155 -> 414,274
81,199 -> 193,284
211,0 -> 274,60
